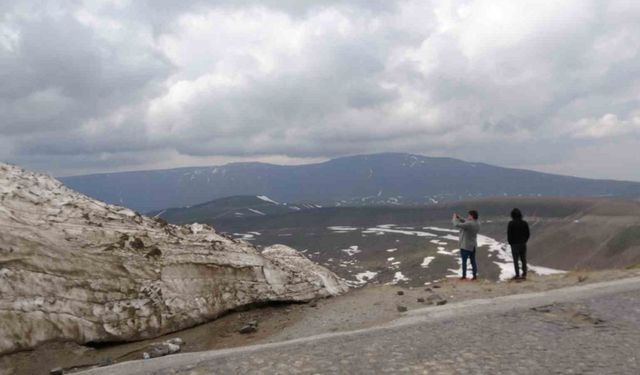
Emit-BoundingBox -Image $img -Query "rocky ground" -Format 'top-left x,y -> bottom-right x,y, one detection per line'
90,275 -> 640,375
3,268 -> 639,374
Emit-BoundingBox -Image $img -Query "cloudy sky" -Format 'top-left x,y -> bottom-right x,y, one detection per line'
1,0 -> 639,180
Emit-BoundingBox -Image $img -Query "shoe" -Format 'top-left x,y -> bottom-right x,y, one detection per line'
471,276 -> 477,281
521,274 -> 527,280
459,277 -> 467,281
510,276 -> 521,281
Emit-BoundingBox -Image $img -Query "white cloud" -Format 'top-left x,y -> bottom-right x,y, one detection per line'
1,0 -> 640,180
569,112 -> 640,139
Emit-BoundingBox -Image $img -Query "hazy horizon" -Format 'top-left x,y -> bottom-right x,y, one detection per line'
53,152 -> 640,183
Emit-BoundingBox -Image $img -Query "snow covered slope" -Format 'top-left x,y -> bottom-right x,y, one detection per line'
0,163 -> 347,355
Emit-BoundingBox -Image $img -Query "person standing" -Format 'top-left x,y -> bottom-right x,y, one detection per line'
452,210 -> 480,280
508,208 -> 530,280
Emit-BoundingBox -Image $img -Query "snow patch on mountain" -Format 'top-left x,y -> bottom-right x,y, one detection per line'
257,195 -> 279,204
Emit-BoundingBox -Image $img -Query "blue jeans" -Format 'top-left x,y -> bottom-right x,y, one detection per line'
460,248 -> 477,278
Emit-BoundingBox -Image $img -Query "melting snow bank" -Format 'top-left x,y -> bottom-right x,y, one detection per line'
477,235 -> 565,281
442,235 -> 565,280
262,245 -> 349,296
0,163 -> 348,355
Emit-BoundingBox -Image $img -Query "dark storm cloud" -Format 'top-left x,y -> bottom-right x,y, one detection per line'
1,0 -> 640,180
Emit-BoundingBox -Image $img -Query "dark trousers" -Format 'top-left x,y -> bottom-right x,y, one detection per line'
511,244 -> 527,277
460,248 -> 477,278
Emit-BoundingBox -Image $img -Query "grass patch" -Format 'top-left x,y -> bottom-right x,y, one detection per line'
607,226 -> 640,254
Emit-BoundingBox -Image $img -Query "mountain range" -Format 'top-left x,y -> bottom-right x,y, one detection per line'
149,195 -> 321,223
60,153 -> 640,213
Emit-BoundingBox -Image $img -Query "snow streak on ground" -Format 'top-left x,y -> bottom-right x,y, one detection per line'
362,227 -> 437,237
234,232 -> 257,240
441,234 -> 459,241
387,271 -> 410,285
311,224 -> 565,285
233,231 -> 262,241
437,247 -> 457,256
327,226 -> 359,233
341,245 -> 361,256
421,256 -> 435,268
424,227 -> 458,233
256,195 -> 279,204
477,235 -> 565,280
352,271 -> 378,285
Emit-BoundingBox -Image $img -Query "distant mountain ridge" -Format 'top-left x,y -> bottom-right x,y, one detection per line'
149,195 -> 321,223
60,153 -> 640,212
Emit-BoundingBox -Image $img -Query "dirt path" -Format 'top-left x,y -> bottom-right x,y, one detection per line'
2,268 -> 639,375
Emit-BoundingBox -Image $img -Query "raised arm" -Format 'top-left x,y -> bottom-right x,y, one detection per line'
452,215 -> 473,228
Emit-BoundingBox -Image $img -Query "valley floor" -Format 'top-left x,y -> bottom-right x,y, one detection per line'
2,268 -> 640,375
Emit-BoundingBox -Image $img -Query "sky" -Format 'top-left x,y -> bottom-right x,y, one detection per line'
1,0 -> 639,180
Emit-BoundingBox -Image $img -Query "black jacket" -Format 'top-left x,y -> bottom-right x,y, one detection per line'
508,219 -> 530,245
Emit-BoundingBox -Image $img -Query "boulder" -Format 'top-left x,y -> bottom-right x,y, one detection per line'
239,322 -> 258,334
0,163 -> 349,355
426,294 -> 447,306
142,338 -> 183,359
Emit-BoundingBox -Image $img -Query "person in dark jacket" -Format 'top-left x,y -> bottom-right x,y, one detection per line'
508,208 -> 530,280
